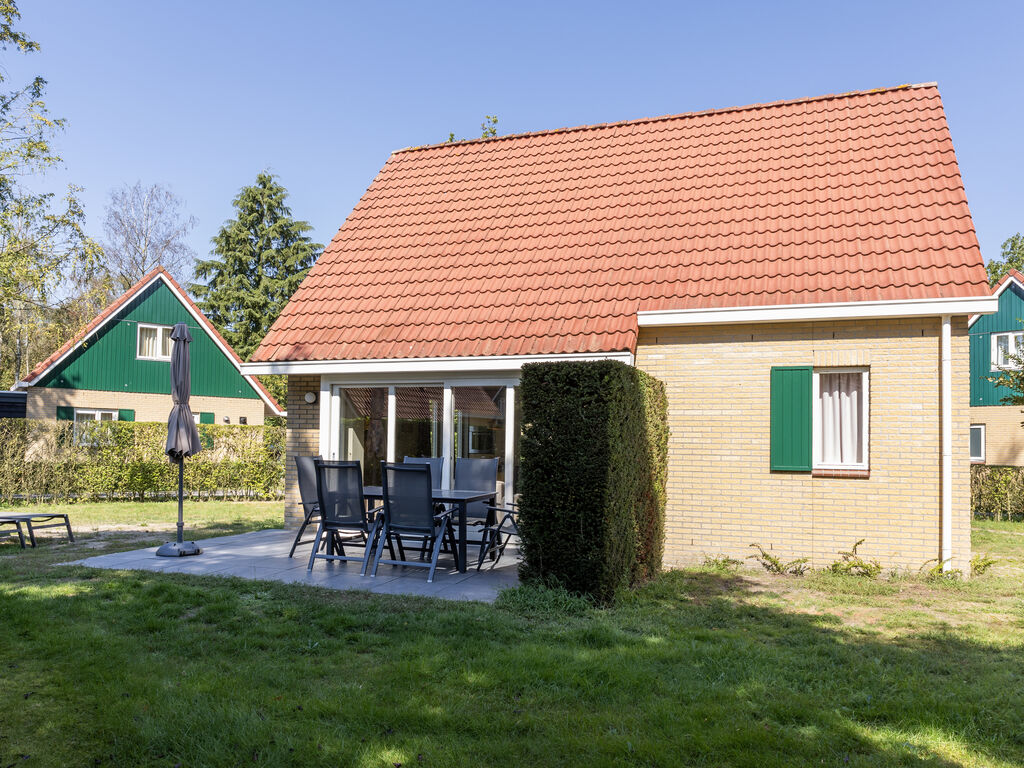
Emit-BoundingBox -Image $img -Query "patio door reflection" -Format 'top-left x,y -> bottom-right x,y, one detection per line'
336,387 -> 387,485
452,385 -> 506,497
394,385 -> 444,468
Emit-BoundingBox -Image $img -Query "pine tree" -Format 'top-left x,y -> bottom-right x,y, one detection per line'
193,172 -> 321,361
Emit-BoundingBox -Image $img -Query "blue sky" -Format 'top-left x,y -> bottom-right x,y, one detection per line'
12,0 -> 1024,275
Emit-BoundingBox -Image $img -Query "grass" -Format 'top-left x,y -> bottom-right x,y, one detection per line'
1,508 -> 1024,767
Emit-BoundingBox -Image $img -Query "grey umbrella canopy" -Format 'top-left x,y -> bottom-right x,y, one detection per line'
165,323 -> 201,461
157,322 -> 203,557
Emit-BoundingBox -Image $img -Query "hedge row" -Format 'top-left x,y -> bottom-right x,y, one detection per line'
517,360 -> 668,604
0,418 -> 284,504
972,465 -> 1024,521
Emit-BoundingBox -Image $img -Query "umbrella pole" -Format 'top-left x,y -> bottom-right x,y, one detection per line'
176,457 -> 185,545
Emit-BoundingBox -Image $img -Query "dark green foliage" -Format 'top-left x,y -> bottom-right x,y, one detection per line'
972,465 -> 1024,521
192,172 -> 321,360
517,360 -> 667,604
0,418 -> 284,503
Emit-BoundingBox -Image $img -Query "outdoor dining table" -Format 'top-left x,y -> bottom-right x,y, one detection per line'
361,486 -> 495,573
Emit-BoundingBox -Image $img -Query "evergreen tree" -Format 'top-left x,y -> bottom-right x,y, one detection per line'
193,172 -> 321,361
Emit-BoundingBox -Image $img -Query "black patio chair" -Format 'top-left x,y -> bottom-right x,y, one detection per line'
403,456 -> 444,488
370,462 -> 460,582
454,457 -> 499,525
477,504 -> 518,570
307,459 -> 386,575
288,455 -> 322,557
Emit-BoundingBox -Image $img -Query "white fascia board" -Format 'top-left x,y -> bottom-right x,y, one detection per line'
637,296 -> 999,327
240,350 -> 636,377
16,270 -> 169,388
968,274 -> 1023,328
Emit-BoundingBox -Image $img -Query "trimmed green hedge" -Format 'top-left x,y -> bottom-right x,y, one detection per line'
0,419 -> 284,504
517,360 -> 668,603
972,465 -> 1024,521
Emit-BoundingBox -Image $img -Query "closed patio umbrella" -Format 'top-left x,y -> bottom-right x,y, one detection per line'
156,322 -> 203,557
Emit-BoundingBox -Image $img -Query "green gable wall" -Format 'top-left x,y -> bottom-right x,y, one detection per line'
969,281 -> 1024,406
37,280 -> 260,400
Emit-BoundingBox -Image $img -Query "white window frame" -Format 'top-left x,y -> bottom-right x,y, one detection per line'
322,375 -> 519,505
991,331 -> 1024,371
73,408 -> 118,445
812,367 -> 869,471
136,323 -> 174,361
970,423 -> 986,463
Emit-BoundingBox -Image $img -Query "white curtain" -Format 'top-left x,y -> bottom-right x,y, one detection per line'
139,327 -> 158,358
818,372 -> 862,465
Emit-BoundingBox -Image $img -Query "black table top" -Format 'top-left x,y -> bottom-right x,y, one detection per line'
361,486 -> 495,504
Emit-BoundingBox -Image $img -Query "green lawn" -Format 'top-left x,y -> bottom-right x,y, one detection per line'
1,507 -> 1023,767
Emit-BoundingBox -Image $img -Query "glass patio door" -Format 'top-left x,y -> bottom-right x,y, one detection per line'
335,387 -> 388,485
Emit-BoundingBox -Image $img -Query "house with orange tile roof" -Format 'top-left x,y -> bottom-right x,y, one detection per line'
968,269 -> 1024,466
15,267 -> 283,426
243,84 -> 997,573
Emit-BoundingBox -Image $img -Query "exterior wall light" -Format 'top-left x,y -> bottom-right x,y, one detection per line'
304,391 -> 317,404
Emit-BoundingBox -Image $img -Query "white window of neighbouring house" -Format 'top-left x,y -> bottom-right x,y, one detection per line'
970,424 -> 986,463
812,368 -> 869,470
137,323 -> 174,361
73,408 -> 117,444
991,331 -> 1024,370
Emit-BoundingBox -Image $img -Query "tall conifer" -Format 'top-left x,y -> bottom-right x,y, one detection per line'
193,172 -> 321,361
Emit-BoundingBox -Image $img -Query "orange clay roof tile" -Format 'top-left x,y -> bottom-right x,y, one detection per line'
252,84 -> 989,363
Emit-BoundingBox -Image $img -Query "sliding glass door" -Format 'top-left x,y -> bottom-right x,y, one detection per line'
335,387 -> 387,485
328,382 -> 517,502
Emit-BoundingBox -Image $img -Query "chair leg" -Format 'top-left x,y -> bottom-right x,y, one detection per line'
427,524 -> 448,583
307,524 -> 324,571
370,524 -> 389,577
361,520 -> 380,576
288,512 -> 314,558
477,528 -> 496,570
445,519 -> 461,571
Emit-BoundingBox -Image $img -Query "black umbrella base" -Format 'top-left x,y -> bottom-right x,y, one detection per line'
156,541 -> 203,557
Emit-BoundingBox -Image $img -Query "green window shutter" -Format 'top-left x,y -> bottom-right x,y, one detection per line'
770,366 -> 812,472
56,406 -> 75,421
117,409 -> 135,422
199,412 -> 215,424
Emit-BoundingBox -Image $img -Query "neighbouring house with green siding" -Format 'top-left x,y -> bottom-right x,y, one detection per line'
14,266 -> 283,427
968,269 -> 1024,466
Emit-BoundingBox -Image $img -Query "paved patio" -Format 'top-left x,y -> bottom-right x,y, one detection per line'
70,528 -> 520,603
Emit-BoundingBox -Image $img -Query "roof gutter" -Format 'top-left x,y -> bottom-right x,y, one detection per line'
637,295 -> 999,327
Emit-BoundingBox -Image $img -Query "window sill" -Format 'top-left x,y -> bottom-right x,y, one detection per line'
971,459 -> 986,465
811,468 -> 870,479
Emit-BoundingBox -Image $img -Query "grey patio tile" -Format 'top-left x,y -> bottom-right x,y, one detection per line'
71,529 -> 517,603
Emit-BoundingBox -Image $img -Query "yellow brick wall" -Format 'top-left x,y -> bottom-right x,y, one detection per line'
969,405 -> 1024,466
635,317 -> 972,573
284,375 -> 321,528
25,387 -> 267,425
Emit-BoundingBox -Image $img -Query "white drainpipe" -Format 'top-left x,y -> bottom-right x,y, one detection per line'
941,315 -> 953,571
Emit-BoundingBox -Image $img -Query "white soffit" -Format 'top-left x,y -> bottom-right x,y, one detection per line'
637,296 -> 999,327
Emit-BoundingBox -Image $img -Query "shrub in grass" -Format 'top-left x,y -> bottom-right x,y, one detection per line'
517,360 -> 668,604
971,552 -> 998,576
826,539 -> 882,578
747,543 -> 809,576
